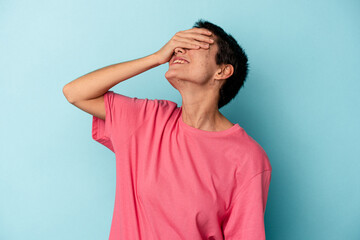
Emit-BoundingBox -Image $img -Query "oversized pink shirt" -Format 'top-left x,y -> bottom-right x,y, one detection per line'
92,90 -> 272,240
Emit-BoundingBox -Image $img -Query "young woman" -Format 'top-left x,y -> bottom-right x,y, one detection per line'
63,19 -> 272,240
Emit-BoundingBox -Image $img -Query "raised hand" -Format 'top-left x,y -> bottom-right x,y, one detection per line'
154,27 -> 215,65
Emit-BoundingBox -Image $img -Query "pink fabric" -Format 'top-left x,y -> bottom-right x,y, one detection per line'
92,90 -> 272,240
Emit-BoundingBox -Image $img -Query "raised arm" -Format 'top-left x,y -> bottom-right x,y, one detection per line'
62,54 -> 161,104
62,27 -> 213,119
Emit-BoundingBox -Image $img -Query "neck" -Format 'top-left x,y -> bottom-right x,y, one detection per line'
180,103 -> 233,132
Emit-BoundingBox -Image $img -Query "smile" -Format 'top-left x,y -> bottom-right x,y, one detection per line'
172,59 -> 189,64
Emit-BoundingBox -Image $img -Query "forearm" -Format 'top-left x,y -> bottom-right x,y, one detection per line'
63,53 -> 161,103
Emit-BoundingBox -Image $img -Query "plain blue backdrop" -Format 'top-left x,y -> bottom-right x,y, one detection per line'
1,0 -> 359,239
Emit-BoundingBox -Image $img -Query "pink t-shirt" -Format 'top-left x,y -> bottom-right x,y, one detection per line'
92,90 -> 272,240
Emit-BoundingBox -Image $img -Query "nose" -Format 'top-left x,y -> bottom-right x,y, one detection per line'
174,47 -> 186,54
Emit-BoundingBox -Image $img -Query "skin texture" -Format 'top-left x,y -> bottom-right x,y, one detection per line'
164,29 -> 235,132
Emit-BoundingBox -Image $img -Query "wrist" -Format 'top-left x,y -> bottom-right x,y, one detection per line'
151,52 -> 163,65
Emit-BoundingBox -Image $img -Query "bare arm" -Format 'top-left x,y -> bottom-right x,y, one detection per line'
63,27 -> 213,103
62,28 -> 213,120
62,53 -> 161,103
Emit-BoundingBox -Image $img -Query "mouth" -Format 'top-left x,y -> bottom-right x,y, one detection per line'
171,58 -> 190,65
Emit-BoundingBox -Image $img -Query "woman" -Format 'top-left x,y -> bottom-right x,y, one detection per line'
63,19 -> 272,240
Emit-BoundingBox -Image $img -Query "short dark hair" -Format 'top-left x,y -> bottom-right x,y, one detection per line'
192,19 -> 249,109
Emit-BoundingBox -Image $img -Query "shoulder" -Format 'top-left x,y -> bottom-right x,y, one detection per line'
233,128 -> 272,174
110,91 -> 178,109
155,98 -> 178,108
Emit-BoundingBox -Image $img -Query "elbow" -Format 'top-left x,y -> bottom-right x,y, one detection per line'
62,84 -> 74,103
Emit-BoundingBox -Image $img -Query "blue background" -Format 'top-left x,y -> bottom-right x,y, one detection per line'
1,0 -> 359,239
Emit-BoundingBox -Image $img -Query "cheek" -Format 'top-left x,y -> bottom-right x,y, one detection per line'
195,61 -> 216,75
192,59 -> 208,70
189,64 -> 215,83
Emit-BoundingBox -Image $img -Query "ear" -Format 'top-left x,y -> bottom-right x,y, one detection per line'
215,64 -> 234,80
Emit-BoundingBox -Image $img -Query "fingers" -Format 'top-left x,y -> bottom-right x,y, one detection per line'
178,28 -> 214,43
174,28 -> 214,49
184,32 -> 214,44
177,37 -> 212,49
187,27 -> 213,36
173,38 -> 202,50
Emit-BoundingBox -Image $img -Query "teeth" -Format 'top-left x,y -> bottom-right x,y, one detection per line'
174,59 -> 187,64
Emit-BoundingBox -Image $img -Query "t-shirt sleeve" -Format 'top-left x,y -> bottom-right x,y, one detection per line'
91,90 -> 158,153
222,170 -> 272,240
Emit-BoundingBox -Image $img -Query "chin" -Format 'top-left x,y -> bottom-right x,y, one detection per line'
165,69 -> 178,82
